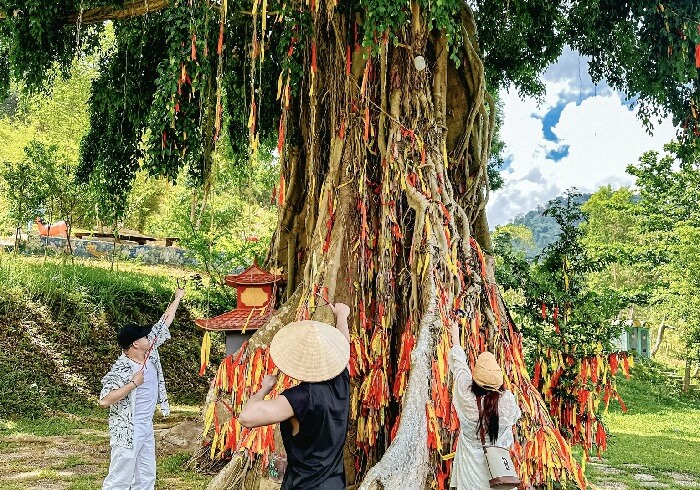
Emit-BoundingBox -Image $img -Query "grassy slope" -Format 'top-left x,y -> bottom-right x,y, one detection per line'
0,254 -> 231,418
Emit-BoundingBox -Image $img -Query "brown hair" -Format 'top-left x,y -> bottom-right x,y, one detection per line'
472,382 -> 501,444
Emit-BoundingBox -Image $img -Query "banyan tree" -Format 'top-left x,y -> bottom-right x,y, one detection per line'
3,0 -> 700,488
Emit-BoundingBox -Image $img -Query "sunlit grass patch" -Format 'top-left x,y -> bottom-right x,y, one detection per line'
584,360 -> 700,489
67,477 -> 101,490
157,452 -> 211,489
0,416 -> 102,437
601,361 -> 700,475
51,455 -> 92,470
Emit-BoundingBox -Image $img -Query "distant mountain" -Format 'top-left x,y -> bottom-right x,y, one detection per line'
511,192 -> 591,256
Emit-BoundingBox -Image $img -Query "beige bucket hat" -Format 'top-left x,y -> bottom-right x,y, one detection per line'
473,351 -> 504,391
270,320 -> 350,382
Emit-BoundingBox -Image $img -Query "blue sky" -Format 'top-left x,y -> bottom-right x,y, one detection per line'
486,47 -> 676,227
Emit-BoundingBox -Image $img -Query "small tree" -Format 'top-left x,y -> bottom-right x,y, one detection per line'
666,225 -> 700,389
581,186 -> 653,300
495,191 -> 629,459
0,142 -> 48,253
123,171 -> 166,233
34,141 -> 93,256
628,143 -> 700,390
149,148 -> 277,285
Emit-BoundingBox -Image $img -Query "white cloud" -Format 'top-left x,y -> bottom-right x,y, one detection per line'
486,49 -> 677,228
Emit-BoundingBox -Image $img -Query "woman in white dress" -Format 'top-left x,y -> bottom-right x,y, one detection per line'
448,321 -> 522,489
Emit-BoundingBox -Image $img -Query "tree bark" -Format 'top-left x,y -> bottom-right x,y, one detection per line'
357,276 -> 436,490
683,355 -> 692,393
13,226 -> 20,255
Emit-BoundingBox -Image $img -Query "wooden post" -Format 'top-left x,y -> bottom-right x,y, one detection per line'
683,354 -> 692,393
651,316 -> 667,357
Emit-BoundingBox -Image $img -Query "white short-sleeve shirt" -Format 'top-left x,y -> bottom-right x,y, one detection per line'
128,358 -> 158,437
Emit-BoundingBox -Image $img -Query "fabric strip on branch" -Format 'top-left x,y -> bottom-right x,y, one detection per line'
200,343 -> 297,466
530,344 -> 632,458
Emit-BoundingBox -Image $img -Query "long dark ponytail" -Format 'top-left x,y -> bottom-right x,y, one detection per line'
472,382 -> 500,444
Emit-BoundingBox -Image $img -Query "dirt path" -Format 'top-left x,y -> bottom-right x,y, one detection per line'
0,412 -> 211,490
588,458 -> 700,490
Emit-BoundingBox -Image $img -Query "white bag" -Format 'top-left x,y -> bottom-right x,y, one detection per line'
483,444 -> 520,489
477,396 -> 521,490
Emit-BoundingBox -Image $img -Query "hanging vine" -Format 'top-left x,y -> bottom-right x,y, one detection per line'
78,16 -> 169,224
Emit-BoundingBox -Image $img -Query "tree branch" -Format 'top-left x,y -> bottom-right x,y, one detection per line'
0,0 -> 170,24
651,317 -> 673,357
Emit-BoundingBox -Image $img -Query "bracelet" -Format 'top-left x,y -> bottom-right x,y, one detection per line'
131,381 -> 138,388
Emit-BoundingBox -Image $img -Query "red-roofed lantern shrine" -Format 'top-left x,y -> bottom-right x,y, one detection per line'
194,262 -> 286,355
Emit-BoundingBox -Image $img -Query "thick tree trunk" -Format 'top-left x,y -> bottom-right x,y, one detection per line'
197,2 -> 584,489
357,278 -> 435,490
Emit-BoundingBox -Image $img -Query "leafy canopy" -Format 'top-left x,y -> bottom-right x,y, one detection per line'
626,143 -> 700,361
1,0 -> 700,217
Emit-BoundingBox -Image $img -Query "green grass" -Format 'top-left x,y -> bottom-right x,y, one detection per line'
606,360 -> 700,473
0,415 -> 104,437
52,455 -> 92,470
0,253 -> 234,326
67,478 -> 102,490
583,359 -> 700,488
602,414 -> 700,474
76,433 -> 110,445
157,453 -> 211,489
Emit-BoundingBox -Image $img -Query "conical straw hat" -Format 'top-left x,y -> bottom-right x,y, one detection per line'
270,320 -> 350,382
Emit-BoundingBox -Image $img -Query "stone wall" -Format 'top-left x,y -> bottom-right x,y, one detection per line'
22,235 -> 196,267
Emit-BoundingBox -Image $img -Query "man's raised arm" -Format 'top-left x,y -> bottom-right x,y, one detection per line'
161,288 -> 185,327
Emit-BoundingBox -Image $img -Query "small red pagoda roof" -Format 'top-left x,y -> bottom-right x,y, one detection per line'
225,263 -> 286,286
194,308 -> 276,332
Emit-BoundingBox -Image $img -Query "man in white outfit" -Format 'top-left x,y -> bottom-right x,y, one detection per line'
99,287 -> 184,489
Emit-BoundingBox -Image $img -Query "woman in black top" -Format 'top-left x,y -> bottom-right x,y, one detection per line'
239,303 -> 351,490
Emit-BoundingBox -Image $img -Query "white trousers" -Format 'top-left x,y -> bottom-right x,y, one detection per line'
102,432 -> 156,490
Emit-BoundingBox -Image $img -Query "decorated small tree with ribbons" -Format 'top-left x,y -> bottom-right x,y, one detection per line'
4,1 -> 700,488
496,192 -> 633,468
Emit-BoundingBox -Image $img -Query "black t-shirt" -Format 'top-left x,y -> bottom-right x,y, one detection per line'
280,369 -> 350,490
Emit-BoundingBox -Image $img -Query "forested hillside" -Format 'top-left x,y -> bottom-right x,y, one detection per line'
506,192 -> 591,256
